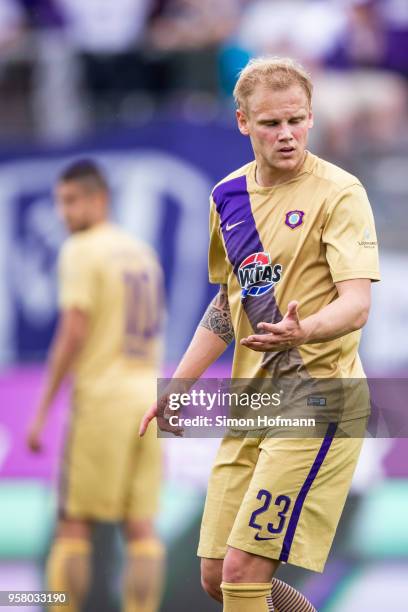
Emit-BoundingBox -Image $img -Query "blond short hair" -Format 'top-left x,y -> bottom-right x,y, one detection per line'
233,56 -> 313,111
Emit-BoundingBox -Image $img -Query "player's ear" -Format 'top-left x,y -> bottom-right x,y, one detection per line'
308,108 -> 314,129
237,108 -> 250,136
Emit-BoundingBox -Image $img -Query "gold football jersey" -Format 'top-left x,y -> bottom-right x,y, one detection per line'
59,222 -> 164,400
209,152 -> 380,381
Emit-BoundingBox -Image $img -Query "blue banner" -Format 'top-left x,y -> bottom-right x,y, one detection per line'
0,121 -> 252,363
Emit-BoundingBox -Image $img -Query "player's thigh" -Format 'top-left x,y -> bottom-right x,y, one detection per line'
228,424 -> 364,572
197,435 -> 260,560
61,399 -> 144,520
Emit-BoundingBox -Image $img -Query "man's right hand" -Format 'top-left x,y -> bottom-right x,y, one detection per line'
139,395 -> 184,437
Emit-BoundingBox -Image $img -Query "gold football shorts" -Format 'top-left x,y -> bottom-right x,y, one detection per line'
58,386 -> 162,522
198,421 -> 364,572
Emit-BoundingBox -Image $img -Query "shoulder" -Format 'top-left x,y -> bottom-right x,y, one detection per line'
211,161 -> 254,204
115,226 -> 158,258
59,225 -> 108,267
112,226 -> 162,270
308,153 -> 363,195
59,233 -> 88,263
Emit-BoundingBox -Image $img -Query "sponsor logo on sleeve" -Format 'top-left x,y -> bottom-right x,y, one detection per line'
358,227 -> 377,248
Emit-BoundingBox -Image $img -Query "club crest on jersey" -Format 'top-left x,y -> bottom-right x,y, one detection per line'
285,210 -> 304,229
238,252 -> 282,298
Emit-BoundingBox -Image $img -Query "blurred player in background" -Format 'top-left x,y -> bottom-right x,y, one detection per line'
26,160 -> 165,612
141,56 -> 380,612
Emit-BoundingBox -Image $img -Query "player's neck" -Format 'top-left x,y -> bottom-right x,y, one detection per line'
89,215 -> 109,230
255,152 -> 307,187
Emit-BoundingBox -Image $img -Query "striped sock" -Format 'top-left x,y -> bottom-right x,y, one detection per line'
266,595 -> 275,611
271,578 -> 316,611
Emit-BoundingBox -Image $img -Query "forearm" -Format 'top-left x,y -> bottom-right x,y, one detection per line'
302,292 -> 369,344
172,327 -> 228,379
36,324 -> 84,422
140,286 -> 234,436
173,285 -> 234,379
39,341 -> 74,410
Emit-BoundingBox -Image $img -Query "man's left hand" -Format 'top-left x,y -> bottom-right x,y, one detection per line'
240,301 -> 307,352
26,416 -> 45,453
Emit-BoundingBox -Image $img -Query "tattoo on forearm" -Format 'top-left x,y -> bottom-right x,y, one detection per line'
199,285 -> 234,345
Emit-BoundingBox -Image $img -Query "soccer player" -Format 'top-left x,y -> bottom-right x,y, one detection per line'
26,160 -> 165,612
140,57 -> 380,612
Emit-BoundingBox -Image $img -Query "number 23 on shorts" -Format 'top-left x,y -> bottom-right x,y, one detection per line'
249,489 -> 291,539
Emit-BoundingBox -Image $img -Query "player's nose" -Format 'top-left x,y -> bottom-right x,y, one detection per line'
277,123 -> 293,140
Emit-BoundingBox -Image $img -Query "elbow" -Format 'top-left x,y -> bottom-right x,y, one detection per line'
353,304 -> 370,331
71,332 -> 87,353
60,309 -> 89,354
61,325 -> 88,356
62,333 -> 85,358
71,321 -> 89,352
